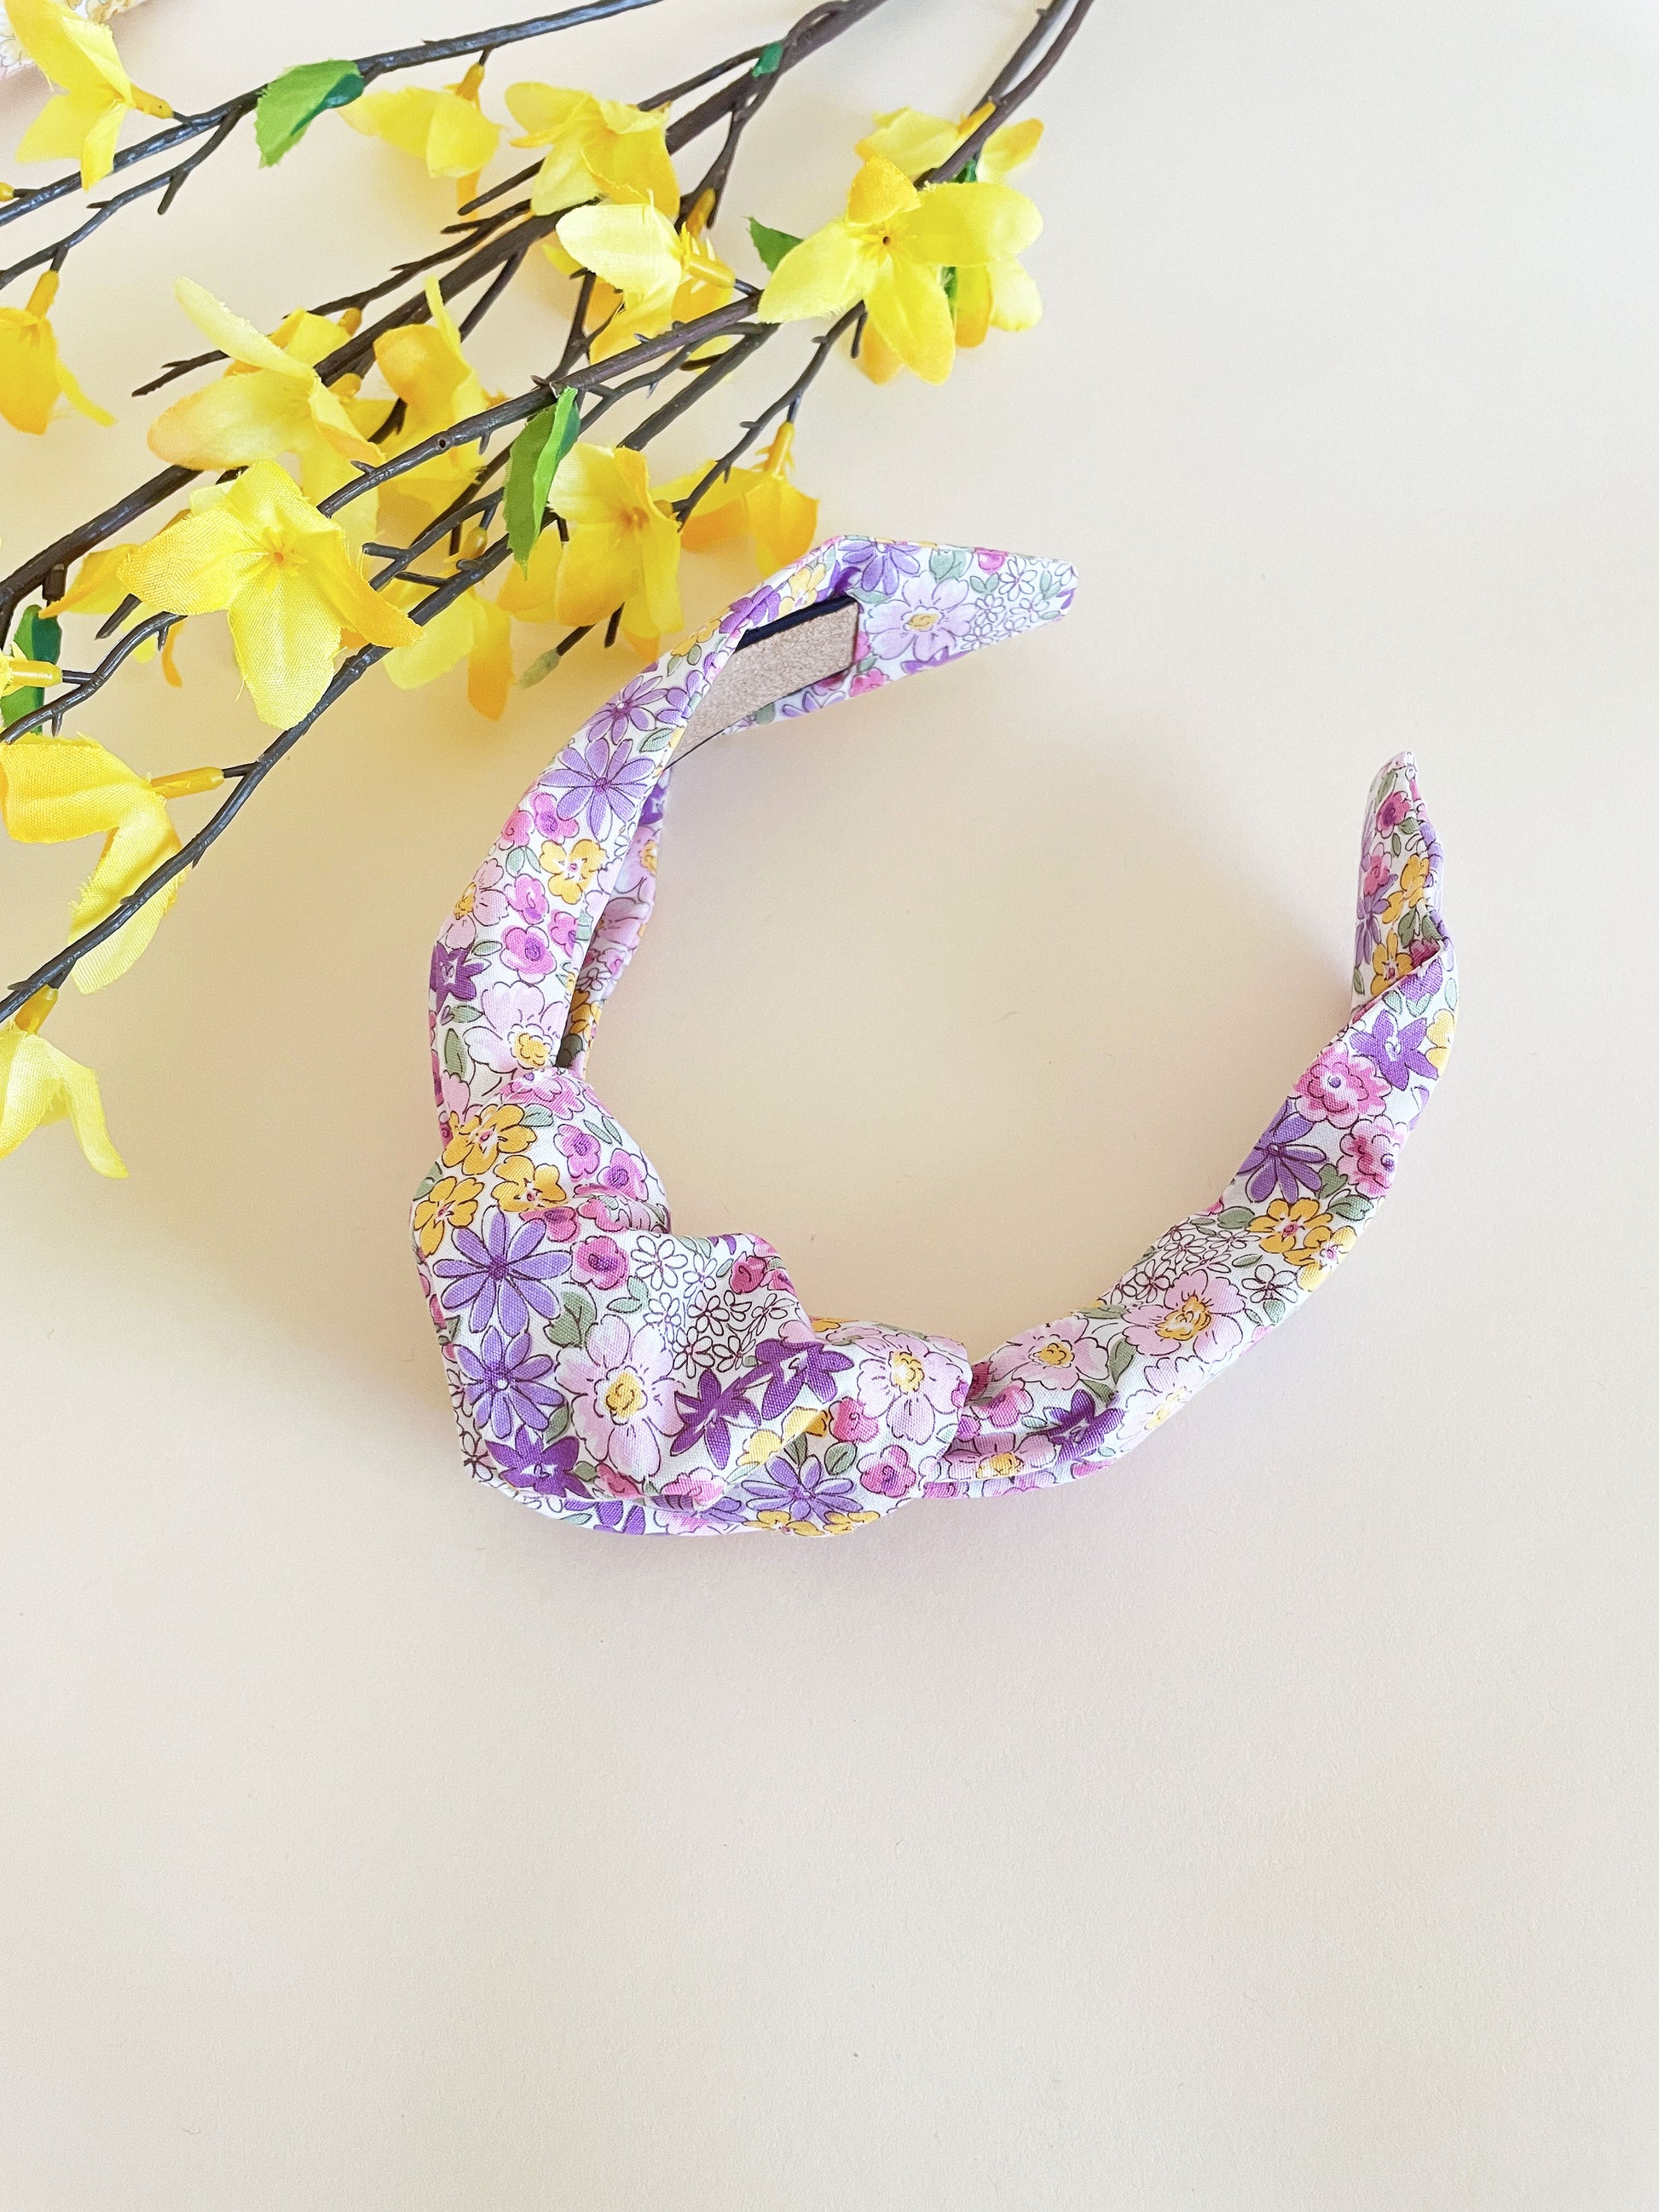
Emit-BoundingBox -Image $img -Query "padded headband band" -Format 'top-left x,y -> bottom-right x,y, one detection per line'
414,539 -> 1454,1536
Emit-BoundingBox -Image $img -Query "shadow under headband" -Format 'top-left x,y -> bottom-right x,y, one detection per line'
414,538 -> 1455,1537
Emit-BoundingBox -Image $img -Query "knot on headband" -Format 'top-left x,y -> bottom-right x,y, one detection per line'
414,537 -> 1455,1536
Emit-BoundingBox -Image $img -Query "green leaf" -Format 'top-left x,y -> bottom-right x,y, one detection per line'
506,387 -> 580,571
752,40 -> 785,77
2,604 -> 61,727
442,1028 -> 469,1081
1216,1205 -> 1255,1231
749,217 -> 802,274
1107,1337 -> 1136,1384
256,60 -> 366,167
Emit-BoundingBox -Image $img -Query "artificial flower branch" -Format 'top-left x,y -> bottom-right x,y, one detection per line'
1,0 -> 1092,1166
0,0 -> 664,253
0,0 -> 891,638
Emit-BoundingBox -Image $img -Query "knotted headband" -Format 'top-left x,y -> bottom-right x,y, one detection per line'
415,538 -> 1456,1536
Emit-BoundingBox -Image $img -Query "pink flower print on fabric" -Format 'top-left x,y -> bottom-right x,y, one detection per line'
859,1333 -> 966,1445
1341,1117 -> 1403,1198
1294,1042 -> 1389,1128
413,542 -> 1453,1536
557,1314 -> 674,1483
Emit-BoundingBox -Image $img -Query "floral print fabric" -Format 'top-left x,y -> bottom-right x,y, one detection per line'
414,536 -> 1455,1536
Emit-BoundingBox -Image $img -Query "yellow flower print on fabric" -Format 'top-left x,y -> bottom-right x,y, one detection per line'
1250,1197 -> 1334,1265
540,835 -> 604,904
413,1172 -> 483,1257
494,1158 -> 570,1215
443,1102 -> 535,1176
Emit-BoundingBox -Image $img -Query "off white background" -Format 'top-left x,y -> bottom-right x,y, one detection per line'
3,0 -> 1656,2204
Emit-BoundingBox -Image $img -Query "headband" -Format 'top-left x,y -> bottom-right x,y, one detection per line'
414,538 -> 1455,1536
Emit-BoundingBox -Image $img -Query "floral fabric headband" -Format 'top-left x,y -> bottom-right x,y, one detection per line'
414,538 -> 1455,1537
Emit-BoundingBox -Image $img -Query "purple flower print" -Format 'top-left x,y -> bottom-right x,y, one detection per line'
595,1151 -> 647,1204
492,1426 -> 584,1497
744,1455 -> 860,1527
744,1335 -> 855,1422
1353,1008 -> 1436,1091
558,1126 -> 602,1180
670,1369 -> 761,1469
431,940 -> 485,1008
592,1498 -> 649,1534
1376,789 -> 1410,835
1340,1116 -> 1402,1198
548,732 -> 657,837
502,924 -> 563,981
730,1253 -> 769,1297
510,874 -> 551,927
1037,1388 -> 1125,1466
433,1212 -> 571,1334
863,1445 -> 920,1498
1240,1106 -> 1327,1204
1397,949 -> 1443,1004
573,1234 -> 628,1291
454,1325 -> 562,1441
588,670 -> 667,742
530,791 -> 581,842
864,575 -> 974,668
1294,1042 -> 1388,1129
841,540 -> 922,596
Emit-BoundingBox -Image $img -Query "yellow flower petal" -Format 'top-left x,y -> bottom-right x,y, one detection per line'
556,200 -> 682,323
383,590 -> 475,690
224,557 -> 353,728
893,179 -> 1042,269
496,526 -> 562,622
866,251 -> 956,383
980,117 -> 1043,182
0,990 -> 125,1176
7,0 -> 170,188
847,154 -> 918,228
855,107 -> 964,179
0,268 -> 108,432
466,591 -> 513,719
759,222 -> 880,324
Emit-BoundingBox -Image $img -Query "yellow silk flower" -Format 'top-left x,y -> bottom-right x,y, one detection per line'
147,279 -> 383,511
373,275 -> 495,527
506,81 -> 678,216
383,529 -> 513,719
0,730 -> 220,990
671,421 -> 818,576
118,459 -> 419,728
6,0 -> 171,188
46,539 -> 183,684
554,192 -> 735,361
855,105 -> 1043,360
759,154 -> 1041,384
547,441 -> 681,653
0,270 -> 113,433
343,61 -> 501,205
0,987 -> 124,1176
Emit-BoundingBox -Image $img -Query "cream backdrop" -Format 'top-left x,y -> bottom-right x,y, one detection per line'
3,1 -> 1656,2205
